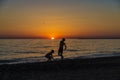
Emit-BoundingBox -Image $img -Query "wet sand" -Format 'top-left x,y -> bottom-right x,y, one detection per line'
0,56 -> 120,80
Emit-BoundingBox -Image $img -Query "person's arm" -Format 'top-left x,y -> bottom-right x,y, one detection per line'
51,54 -> 54,60
64,43 -> 67,50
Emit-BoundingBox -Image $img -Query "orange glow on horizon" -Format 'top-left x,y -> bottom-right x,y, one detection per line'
0,1 -> 120,39
51,37 -> 55,40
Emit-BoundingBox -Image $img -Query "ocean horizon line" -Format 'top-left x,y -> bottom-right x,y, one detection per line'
0,37 -> 120,39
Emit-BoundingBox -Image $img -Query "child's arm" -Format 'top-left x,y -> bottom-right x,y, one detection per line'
51,54 -> 54,60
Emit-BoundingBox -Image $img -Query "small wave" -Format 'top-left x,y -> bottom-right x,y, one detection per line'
91,53 -> 109,56
111,52 -> 120,56
32,47 -> 42,48
87,51 -> 120,58
43,46 -> 53,48
14,51 -> 40,53
0,56 -> 44,65
0,44 -> 5,46
0,51 -> 11,55
32,46 -> 53,48
0,59 -> 17,64
115,48 -> 120,50
66,49 -> 81,52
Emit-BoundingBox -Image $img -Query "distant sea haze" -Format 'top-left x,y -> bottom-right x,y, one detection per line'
0,39 -> 120,65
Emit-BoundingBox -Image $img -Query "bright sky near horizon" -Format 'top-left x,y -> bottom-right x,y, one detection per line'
0,0 -> 120,39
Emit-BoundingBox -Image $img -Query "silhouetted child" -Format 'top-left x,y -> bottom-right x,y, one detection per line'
45,50 -> 54,61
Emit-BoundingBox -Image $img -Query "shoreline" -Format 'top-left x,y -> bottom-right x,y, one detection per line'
0,56 -> 120,71
1,56 -> 120,80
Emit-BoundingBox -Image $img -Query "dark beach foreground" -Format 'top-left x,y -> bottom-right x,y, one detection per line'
0,56 -> 120,80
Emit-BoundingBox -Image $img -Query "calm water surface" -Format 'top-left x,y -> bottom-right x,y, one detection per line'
0,39 -> 120,64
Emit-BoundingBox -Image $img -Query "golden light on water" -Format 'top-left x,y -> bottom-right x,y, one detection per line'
51,37 -> 55,40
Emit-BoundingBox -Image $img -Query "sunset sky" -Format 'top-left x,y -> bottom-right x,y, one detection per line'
0,0 -> 120,39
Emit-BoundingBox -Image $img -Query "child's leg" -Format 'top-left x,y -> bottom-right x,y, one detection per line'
48,57 -> 52,61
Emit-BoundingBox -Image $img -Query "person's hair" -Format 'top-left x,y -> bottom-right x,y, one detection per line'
51,50 -> 54,53
62,38 -> 65,41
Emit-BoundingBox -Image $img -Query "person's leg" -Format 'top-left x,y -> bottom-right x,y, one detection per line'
58,52 -> 61,56
61,53 -> 64,59
58,49 -> 64,59
58,48 -> 63,56
61,49 -> 64,59
47,57 -> 51,61
58,49 -> 61,56
61,54 -> 64,59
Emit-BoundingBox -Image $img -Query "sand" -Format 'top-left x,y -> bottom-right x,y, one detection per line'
0,56 -> 120,80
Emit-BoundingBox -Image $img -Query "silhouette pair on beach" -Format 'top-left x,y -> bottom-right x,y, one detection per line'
45,38 -> 67,61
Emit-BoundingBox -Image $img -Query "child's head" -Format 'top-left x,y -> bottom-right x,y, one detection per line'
51,50 -> 54,53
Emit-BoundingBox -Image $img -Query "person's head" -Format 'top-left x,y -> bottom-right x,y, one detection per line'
51,50 -> 54,53
62,38 -> 65,41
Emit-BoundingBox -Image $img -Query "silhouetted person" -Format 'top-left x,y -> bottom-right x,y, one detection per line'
58,38 -> 67,59
45,50 -> 54,61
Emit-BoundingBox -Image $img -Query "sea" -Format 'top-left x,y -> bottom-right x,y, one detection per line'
0,39 -> 120,65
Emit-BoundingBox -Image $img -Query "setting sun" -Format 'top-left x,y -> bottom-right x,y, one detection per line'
0,0 -> 120,39
51,37 -> 55,40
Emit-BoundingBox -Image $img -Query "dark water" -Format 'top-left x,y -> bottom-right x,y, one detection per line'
0,39 -> 120,64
